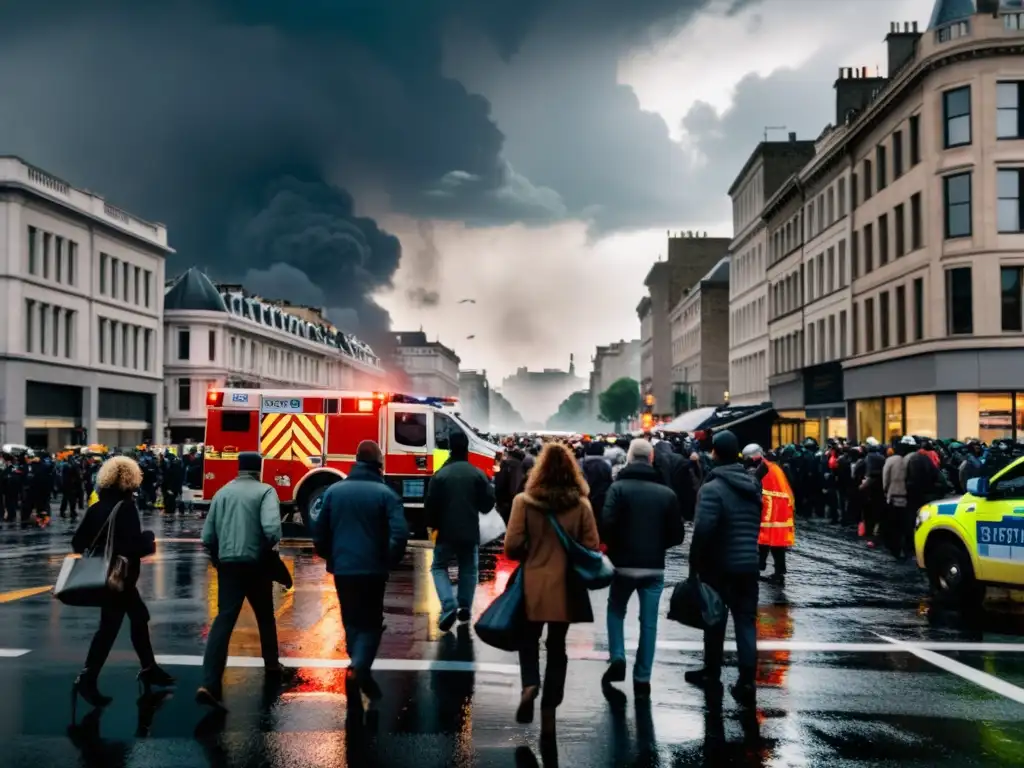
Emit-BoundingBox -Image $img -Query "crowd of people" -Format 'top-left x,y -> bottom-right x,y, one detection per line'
57,422 -> 1011,742
1,447 -> 202,526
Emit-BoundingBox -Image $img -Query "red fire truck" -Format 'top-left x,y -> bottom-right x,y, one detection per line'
200,388 -> 501,535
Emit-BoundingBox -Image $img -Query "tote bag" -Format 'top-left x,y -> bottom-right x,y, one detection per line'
54,502 -> 129,607
667,576 -> 726,631
479,508 -> 507,546
546,513 -> 615,590
474,566 -> 526,651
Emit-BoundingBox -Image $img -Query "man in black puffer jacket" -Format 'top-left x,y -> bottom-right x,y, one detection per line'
653,439 -> 698,523
600,439 -> 684,698
685,429 -> 763,708
581,441 -> 613,524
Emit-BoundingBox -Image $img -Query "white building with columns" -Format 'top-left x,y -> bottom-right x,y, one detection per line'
163,268 -> 385,442
0,156 -> 170,451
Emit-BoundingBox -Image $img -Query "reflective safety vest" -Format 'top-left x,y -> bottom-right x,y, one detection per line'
759,460 -> 795,548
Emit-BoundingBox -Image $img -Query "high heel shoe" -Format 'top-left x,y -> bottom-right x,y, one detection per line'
137,664 -> 176,693
71,671 -> 113,721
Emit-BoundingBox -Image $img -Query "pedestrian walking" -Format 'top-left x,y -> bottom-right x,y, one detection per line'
425,431 -> 495,632
600,438 -> 684,698
70,456 -> 173,714
197,451 -> 285,712
742,443 -> 795,586
504,442 -> 600,738
313,440 -> 408,704
684,429 -> 763,707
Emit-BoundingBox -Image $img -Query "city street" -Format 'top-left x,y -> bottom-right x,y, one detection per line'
2,514 -> 1024,767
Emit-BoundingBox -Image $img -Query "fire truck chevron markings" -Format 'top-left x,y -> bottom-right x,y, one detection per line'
261,413 -> 325,460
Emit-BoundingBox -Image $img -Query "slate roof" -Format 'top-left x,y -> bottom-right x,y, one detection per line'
928,0 -> 976,29
164,268 -> 228,312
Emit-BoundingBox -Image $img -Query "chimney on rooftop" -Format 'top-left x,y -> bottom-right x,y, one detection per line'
788,131 -> 797,142
834,61 -> 888,126
885,19 -> 921,77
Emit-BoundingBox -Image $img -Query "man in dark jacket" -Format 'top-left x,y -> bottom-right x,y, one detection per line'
685,429 -> 762,707
600,438 -> 684,698
581,441 -> 613,524
314,440 -> 408,703
425,431 -> 495,632
494,448 -> 525,523
653,439 -> 697,522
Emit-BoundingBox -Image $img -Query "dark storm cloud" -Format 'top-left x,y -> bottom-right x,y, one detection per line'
0,0 -> 753,338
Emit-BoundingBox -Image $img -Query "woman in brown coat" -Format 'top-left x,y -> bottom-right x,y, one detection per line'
504,442 -> 600,736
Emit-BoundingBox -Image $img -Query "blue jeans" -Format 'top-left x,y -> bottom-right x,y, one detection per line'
431,541 -> 479,615
606,573 -> 665,683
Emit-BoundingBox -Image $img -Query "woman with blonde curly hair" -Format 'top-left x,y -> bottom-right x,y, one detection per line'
504,442 -> 600,738
70,455 -> 175,710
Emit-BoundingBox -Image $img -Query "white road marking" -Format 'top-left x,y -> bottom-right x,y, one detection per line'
877,634 -> 1024,705
653,640 -> 1024,653
0,649 -> 31,657
153,654 -> 519,675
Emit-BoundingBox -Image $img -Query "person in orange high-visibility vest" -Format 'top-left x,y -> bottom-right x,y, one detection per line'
742,444 -> 795,586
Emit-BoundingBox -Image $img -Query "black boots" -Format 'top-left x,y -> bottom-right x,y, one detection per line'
72,670 -> 113,720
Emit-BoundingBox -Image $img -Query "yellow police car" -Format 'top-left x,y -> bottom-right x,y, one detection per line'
915,455 -> 1024,607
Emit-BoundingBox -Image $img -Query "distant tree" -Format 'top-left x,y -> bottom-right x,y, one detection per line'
599,377 -> 641,433
547,390 -> 590,431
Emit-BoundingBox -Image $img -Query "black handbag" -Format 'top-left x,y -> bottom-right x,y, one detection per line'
54,502 -> 129,607
474,566 -> 526,651
546,513 -> 615,590
667,576 -> 727,631
262,548 -> 293,589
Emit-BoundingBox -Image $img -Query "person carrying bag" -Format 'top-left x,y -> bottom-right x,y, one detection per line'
501,443 -> 600,740
62,456 -> 173,718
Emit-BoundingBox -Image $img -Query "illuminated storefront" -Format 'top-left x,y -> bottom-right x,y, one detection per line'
770,362 -> 846,446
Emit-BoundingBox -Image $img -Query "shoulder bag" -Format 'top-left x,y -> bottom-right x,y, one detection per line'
546,512 -> 615,590
54,502 -> 129,607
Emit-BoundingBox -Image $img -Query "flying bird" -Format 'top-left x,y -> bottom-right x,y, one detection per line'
466,335 -> 476,340
458,298 -> 476,304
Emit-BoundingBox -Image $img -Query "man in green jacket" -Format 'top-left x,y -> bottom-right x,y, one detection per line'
426,431 -> 495,632
197,452 -> 284,712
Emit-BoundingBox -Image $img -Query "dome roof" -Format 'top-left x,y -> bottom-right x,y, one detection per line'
164,268 -> 228,312
928,0 -> 976,29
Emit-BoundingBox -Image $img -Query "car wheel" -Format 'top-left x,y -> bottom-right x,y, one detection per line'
299,482 -> 336,532
927,540 -> 984,609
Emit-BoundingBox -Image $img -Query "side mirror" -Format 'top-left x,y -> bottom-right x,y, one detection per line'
967,476 -> 988,498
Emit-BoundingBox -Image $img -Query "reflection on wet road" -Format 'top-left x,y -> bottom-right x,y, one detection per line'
2,515 -> 1024,766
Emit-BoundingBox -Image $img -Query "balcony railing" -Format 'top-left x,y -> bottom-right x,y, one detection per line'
1005,12 -> 1024,31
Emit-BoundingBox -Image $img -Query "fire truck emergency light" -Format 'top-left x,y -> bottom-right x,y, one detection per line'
208,390 -> 224,407
357,399 -> 374,412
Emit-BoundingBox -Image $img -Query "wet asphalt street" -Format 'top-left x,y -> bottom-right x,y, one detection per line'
3,512 -> 1024,767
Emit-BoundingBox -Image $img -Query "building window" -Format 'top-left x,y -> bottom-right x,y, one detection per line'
894,203 -> 906,257
99,318 -> 107,363
863,222 -> 874,273
943,86 -> 971,148
863,159 -> 873,199
856,399 -> 883,442
111,257 -> 118,298
144,330 -> 152,371
910,114 -> 921,165
945,267 -> 973,335
25,299 -> 34,353
880,291 -> 891,349
838,178 -> 846,217
840,310 -> 848,357
208,330 -> 217,362
851,230 -> 859,279
54,238 -> 64,283
27,226 -> 37,275
64,310 -> 74,359
865,297 -> 875,353
895,284 -> 907,345
52,305 -> 59,355
99,253 -> 108,294
876,145 -> 887,191
893,130 -> 904,178
177,328 -> 190,360
122,321 -> 129,365
68,241 -> 76,286
1002,266 -> 1023,332
906,395 -> 938,439
178,379 -> 191,412
39,303 -> 48,355
944,172 -> 972,238
997,81 -> 1023,140
998,168 -> 1024,233
133,326 -> 140,369
913,277 -> 924,341
122,261 -> 129,302
838,239 -> 847,287
144,271 -> 151,308
878,213 -> 889,266
911,192 -> 923,250
851,172 -> 859,208
133,266 -> 140,305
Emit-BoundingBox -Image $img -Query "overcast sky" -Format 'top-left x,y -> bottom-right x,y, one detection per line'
377,0 -> 936,379
0,0 -> 935,381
